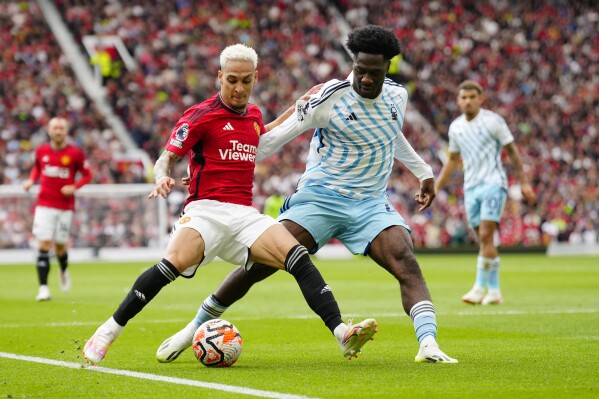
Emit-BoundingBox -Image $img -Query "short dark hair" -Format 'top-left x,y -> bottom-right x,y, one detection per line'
458,80 -> 483,95
346,25 -> 401,61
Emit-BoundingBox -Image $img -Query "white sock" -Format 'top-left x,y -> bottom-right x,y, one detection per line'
184,320 -> 198,336
333,323 -> 347,343
105,316 -> 124,337
421,334 -> 437,347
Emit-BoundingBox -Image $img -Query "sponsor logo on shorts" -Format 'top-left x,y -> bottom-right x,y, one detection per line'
179,216 -> 191,224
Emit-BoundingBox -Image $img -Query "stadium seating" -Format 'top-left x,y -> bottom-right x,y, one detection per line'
1,0 -> 596,249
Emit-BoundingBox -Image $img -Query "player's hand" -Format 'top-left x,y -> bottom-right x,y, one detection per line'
181,176 -> 190,187
22,179 -> 34,192
414,178 -> 436,212
521,183 -> 536,206
149,176 -> 175,199
299,83 -> 324,100
60,185 -> 77,196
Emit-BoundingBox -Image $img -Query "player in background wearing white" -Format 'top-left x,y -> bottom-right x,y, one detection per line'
23,117 -> 92,301
435,80 -> 536,305
83,44 -> 377,365
157,25 -> 458,364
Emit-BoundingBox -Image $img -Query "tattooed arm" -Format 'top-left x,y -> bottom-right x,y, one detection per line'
148,150 -> 182,199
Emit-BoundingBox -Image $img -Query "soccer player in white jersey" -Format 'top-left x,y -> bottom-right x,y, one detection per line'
435,80 -> 536,305
157,25 -> 458,364
83,43 -> 377,365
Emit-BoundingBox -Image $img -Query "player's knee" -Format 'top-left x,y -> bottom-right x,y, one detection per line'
479,230 -> 495,245
54,245 -> 67,257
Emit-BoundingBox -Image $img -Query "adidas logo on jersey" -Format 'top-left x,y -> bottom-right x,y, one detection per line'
223,122 -> 234,131
346,112 -> 357,121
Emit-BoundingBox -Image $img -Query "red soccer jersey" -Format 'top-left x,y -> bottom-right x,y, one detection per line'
165,93 -> 267,208
30,143 -> 92,210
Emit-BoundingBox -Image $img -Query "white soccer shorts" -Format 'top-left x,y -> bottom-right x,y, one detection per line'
32,205 -> 74,244
171,199 -> 279,277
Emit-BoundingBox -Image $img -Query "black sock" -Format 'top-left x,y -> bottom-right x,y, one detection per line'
113,259 -> 180,326
57,253 -> 68,273
36,250 -> 50,286
284,245 -> 343,333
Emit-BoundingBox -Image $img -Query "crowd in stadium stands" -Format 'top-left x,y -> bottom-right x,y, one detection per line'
0,1 -> 137,185
337,0 -> 598,248
0,0 -> 596,249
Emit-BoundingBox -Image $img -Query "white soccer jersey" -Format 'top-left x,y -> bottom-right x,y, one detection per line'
258,78 -> 433,199
447,108 -> 514,190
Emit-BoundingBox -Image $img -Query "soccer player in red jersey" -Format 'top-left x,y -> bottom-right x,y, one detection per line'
83,44 -> 377,365
23,117 -> 92,301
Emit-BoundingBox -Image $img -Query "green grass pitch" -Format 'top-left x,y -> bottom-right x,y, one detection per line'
1,254 -> 598,398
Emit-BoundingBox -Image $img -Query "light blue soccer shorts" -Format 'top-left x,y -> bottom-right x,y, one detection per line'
464,183 -> 508,228
278,186 -> 410,255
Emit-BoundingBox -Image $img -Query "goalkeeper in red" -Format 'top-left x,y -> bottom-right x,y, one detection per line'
23,117 -> 92,301
83,44 -> 377,365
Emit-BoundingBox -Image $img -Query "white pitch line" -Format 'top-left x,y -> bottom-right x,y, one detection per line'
454,308 -> 599,316
0,352 -> 321,399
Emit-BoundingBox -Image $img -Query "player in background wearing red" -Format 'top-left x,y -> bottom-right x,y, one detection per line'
23,117 -> 92,301
83,44 -> 376,365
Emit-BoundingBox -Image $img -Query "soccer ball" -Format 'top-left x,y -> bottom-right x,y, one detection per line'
192,319 -> 242,367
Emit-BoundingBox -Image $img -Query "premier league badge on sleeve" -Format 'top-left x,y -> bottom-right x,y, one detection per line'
176,123 -> 189,141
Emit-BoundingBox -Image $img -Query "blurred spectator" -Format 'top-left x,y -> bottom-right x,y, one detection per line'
2,0 -> 596,250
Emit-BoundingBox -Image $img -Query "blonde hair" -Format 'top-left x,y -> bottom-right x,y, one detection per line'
48,117 -> 69,129
458,80 -> 483,94
220,44 -> 258,70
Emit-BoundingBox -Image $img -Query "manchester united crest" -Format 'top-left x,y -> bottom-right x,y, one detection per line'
61,155 -> 71,165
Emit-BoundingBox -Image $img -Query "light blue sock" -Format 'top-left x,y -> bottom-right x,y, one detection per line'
192,294 -> 229,328
487,257 -> 501,290
410,300 -> 437,344
474,256 -> 492,288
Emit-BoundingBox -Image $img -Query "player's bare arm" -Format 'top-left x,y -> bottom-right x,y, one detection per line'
22,179 -> 34,192
149,150 -> 181,199
415,177 -> 436,212
504,142 -> 536,205
435,152 -> 461,193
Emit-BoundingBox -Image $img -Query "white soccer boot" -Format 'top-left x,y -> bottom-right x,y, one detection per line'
59,270 -> 71,292
415,343 -> 458,363
36,285 -> 51,301
461,286 -> 485,305
338,318 -> 378,359
156,321 -> 197,363
482,290 -> 503,305
83,318 -> 122,365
